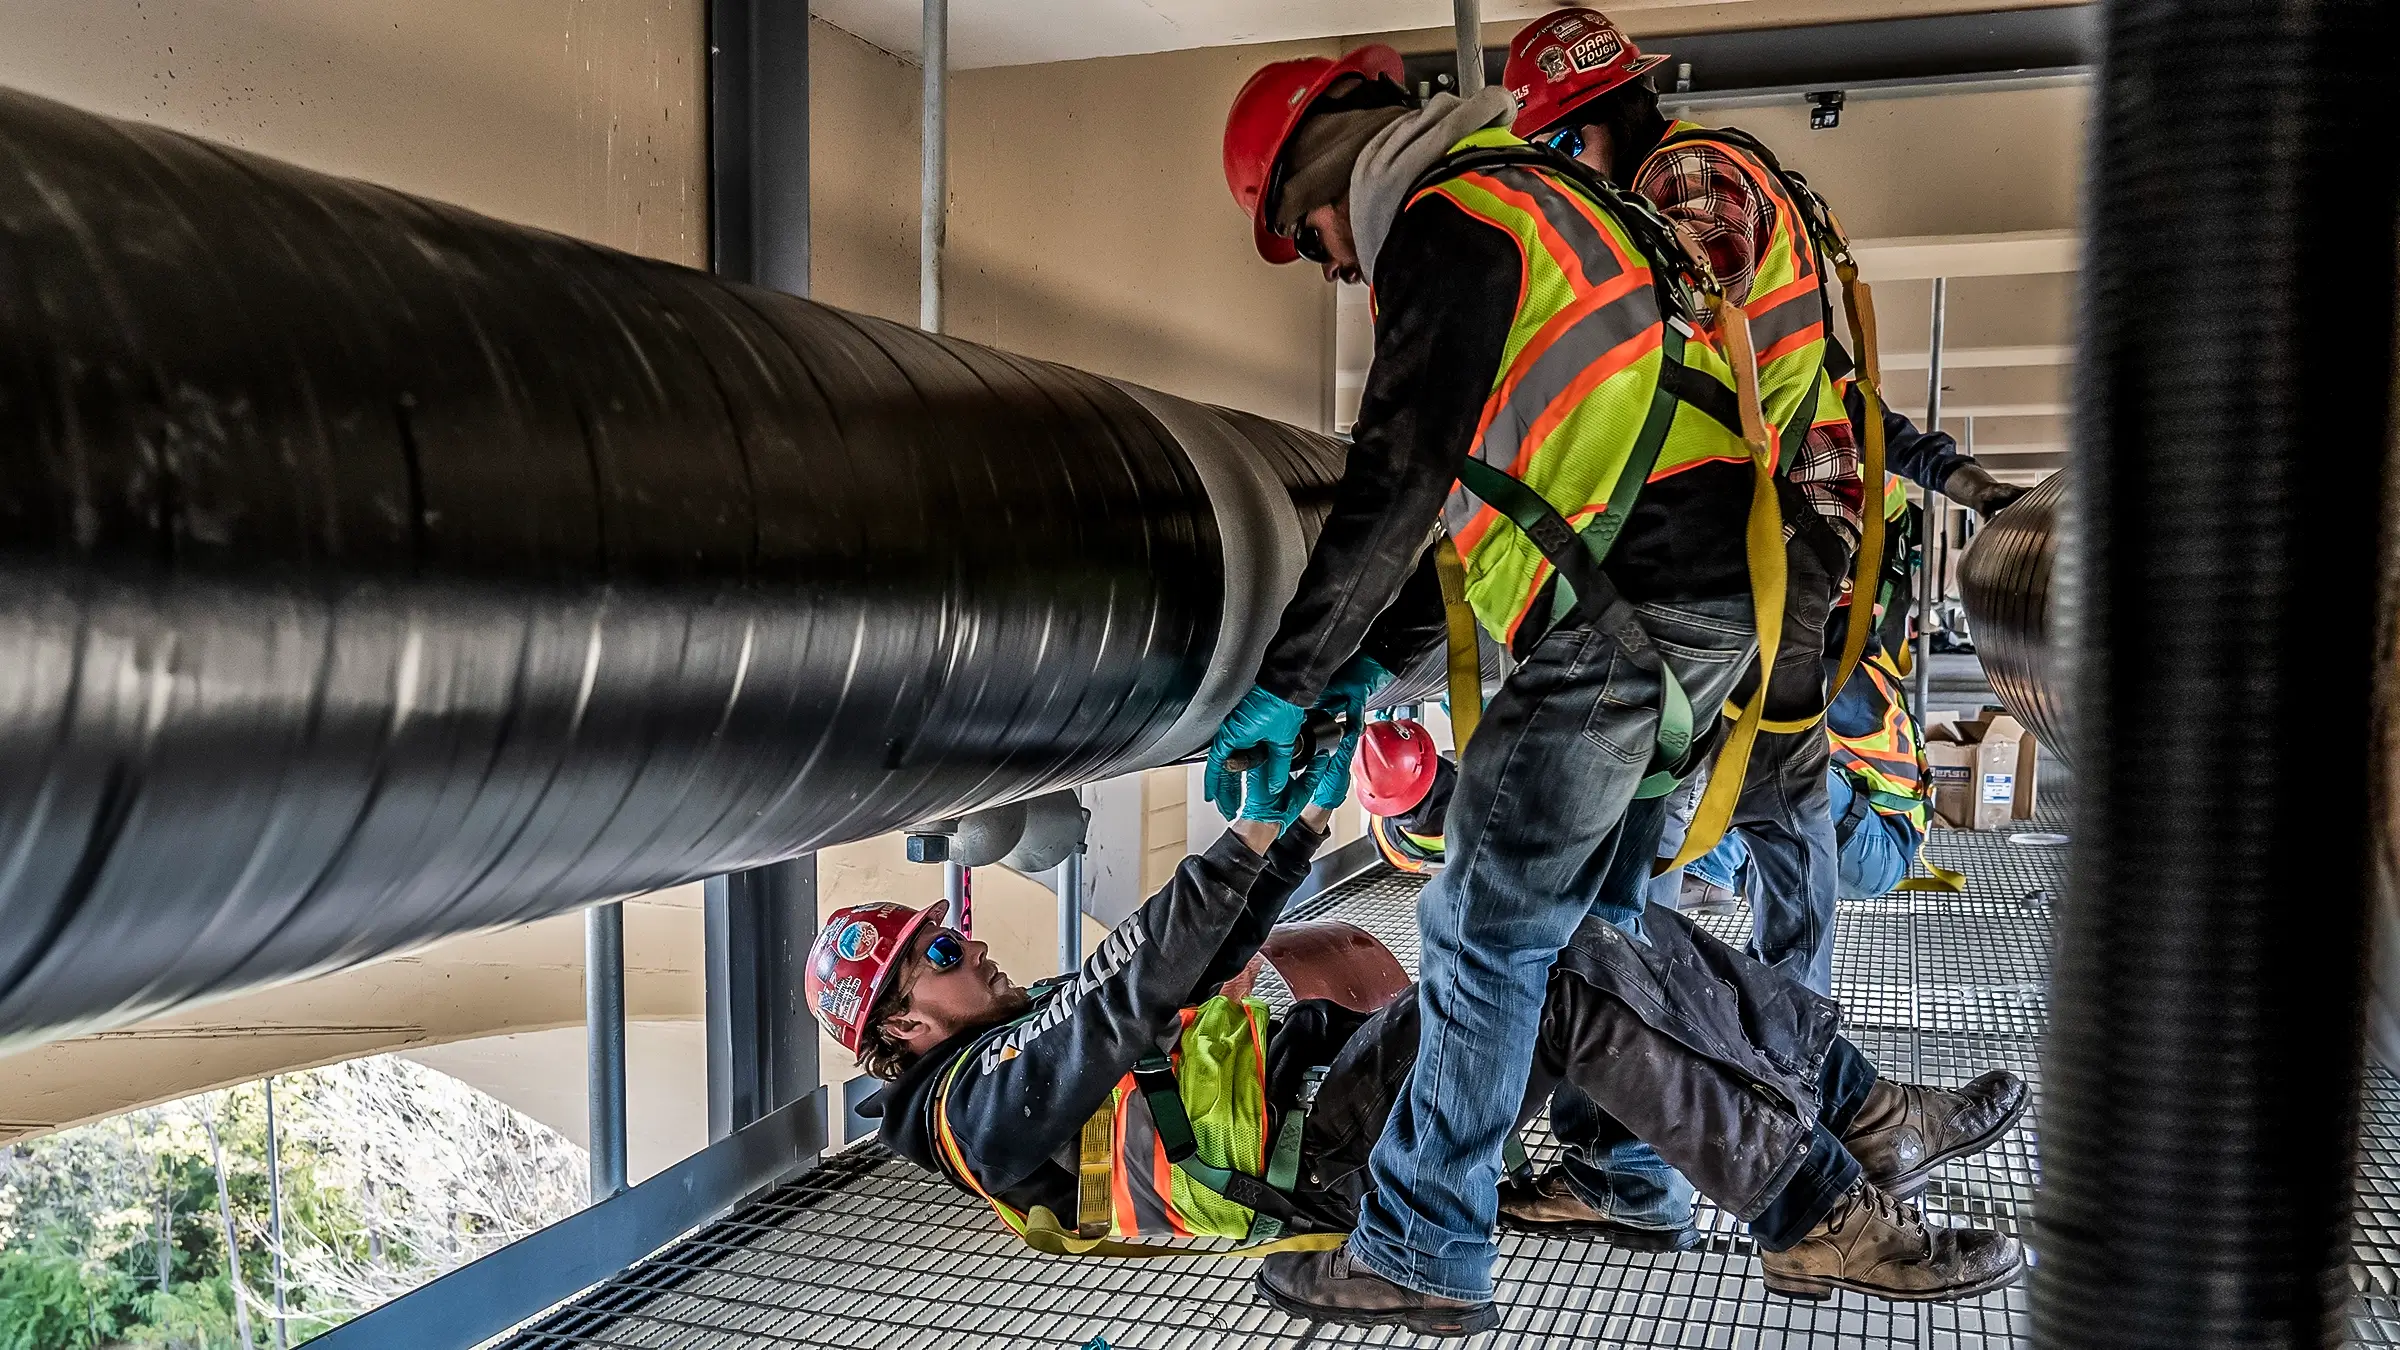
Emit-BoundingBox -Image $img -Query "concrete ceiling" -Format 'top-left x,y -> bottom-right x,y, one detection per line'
813,0 -> 2069,69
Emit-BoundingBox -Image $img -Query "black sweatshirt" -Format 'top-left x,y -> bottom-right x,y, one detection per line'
1254,190 -> 1755,708
867,822 -> 1329,1219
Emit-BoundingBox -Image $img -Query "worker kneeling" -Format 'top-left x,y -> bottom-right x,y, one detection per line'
819,761 -> 2026,1334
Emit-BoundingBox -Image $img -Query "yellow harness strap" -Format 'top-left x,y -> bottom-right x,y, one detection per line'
1665,297 -> 1787,872
1433,533 -> 1483,753
1894,857 -> 1968,893
1016,1206 -> 1346,1260
1075,1102 -> 1115,1237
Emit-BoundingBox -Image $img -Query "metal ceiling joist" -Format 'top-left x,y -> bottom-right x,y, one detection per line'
1408,5 -> 2095,105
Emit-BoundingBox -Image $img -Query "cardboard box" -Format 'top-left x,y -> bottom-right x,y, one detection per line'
1923,708 -> 2040,830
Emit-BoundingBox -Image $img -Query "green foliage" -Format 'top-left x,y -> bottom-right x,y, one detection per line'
0,1059 -> 588,1347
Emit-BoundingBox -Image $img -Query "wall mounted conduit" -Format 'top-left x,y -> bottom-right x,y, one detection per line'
0,87 -> 1343,1049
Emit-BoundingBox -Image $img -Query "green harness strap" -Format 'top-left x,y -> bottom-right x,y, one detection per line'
1450,316 -> 1701,796
1130,1055 -> 1317,1243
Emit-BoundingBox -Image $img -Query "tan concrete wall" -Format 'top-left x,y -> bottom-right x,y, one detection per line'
947,41 -> 1339,425
0,0 -> 707,264
809,18 -> 923,322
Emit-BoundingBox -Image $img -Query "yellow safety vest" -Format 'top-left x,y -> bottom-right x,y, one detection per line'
1643,120 -> 1850,463
933,997 -> 1277,1243
1828,653 -> 1929,831
1411,127 -> 1757,644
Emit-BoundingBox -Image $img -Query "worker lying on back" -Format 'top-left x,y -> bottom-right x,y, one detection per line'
1677,651 -> 1932,909
823,750 -> 2027,1334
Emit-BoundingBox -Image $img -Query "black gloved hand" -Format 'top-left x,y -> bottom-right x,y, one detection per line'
1941,462 -> 2026,520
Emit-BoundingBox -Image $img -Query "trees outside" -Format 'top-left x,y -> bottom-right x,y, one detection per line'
0,1055 -> 589,1348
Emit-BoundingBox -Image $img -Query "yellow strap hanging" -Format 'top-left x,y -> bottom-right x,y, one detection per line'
1433,533 -> 1483,753
1075,1100 -> 1116,1238
1817,258 -> 1889,717
1664,297 -> 1786,872
1893,852 -> 1967,894
1017,1206 -> 1348,1260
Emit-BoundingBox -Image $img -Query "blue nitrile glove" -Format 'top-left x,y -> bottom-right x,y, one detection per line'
1318,653 -> 1394,729
1205,685 -> 1308,821
1307,739 -> 1354,810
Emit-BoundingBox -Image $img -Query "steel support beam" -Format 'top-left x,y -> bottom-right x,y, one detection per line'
1451,0 -> 1485,99
708,0 -> 809,295
705,860 -> 821,1142
1914,277 -> 1946,715
920,0 -> 947,333
585,903 -> 628,1201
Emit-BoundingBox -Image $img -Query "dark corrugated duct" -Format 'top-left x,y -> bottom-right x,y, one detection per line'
1956,471 -> 2067,757
2036,0 -> 2397,1346
0,88 -> 1344,1048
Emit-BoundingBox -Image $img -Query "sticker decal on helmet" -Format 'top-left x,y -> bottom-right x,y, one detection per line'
820,974 -> 864,1023
1569,32 -> 1623,73
1536,47 -> 1570,82
835,920 -> 881,962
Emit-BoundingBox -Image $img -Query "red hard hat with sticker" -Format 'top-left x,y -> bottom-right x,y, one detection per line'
806,900 -> 947,1056
1222,44 -> 1407,265
1356,719 -> 1441,817
1503,9 -> 1668,139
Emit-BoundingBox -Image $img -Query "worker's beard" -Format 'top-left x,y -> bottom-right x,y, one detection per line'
990,984 -> 1033,1020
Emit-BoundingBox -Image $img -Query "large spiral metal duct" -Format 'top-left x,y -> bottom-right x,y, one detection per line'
2031,0 -> 2396,1342
1956,472 -> 2067,757
0,88 -> 1345,1048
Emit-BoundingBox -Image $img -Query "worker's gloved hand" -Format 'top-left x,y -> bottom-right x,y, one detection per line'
1306,738 -> 1355,810
1315,653 -> 1393,732
1940,462 -> 2027,520
1205,685 -> 1308,821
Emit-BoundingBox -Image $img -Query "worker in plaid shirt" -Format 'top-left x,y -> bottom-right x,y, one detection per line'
1493,7 -> 1871,1250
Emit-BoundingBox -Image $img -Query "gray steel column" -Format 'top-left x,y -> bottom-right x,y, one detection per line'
1913,276 -> 1947,714
585,903 -> 628,1200
265,1078 -> 287,1350
1057,844 -> 1083,974
944,860 -> 970,936
1452,0 -> 1485,97
706,0 -> 820,1151
704,859 -> 821,1141
920,0 -> 948,332
708,0 -> 809,294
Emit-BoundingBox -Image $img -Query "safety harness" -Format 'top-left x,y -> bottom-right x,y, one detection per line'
1651,126 -> 1895,778
1405,141 -> 1786,864
930,998 -> 1344,1260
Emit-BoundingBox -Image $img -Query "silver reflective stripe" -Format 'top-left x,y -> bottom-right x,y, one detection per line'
1471,283 -> 1662,475
1501,169 -> 1627,288
1746,283 -> 1824,356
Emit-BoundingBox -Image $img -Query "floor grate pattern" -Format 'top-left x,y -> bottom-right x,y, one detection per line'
496,809 -> 2400,1348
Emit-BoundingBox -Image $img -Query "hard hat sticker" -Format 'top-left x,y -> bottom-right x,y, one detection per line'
820,974 -> 864,1023
836,920 -> 881,961
1570,33 -> 1623,73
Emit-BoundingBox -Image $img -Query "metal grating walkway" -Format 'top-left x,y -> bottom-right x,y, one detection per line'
497,812 -> 2400,1348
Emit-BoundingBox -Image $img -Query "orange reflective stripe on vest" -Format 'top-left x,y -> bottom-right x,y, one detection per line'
1411,127 -> 1755,644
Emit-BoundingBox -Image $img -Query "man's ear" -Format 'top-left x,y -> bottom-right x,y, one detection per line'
882,1007 -> 940,1049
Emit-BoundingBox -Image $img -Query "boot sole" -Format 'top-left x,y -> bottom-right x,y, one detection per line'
1254,1275 -> 1503,1338
1876,1087 -> 2033,1199
1495,1215 -> 1703,1252
1762,1250 -> 2026,1303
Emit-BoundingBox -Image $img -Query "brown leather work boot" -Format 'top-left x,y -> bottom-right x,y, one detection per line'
1842,1070 -> 2029,1197
1496,1168 -> 1702,1251
1256,1242 -> 1500,1338
1760,1181 -> 2023,1302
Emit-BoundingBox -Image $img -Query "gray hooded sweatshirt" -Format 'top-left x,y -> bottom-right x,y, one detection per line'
1347,86 -> 1518,285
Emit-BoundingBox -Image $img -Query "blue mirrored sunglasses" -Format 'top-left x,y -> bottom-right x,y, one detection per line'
1538,125 -> 1586,160
923,931 -> 966,972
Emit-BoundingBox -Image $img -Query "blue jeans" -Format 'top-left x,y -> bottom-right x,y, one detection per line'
1347,596 -> 1755,1302
1683,770 -> 1927,902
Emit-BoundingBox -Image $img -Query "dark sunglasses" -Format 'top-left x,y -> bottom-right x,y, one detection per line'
1537,125 -> 1586,160
1287,219 -> 1332,267
922,931 -> 966,972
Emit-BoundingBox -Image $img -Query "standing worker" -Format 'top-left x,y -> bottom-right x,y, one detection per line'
1209,45 -> 1781,1330
1494,7 -> 1863,1248
1507,5 -> 1861,996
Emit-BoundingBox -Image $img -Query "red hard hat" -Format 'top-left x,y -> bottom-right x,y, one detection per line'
1357,719 -> 1440,817
1503,9 -> 1667,139
805,899 -> 947,1057
1223,44 -> 1407,265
